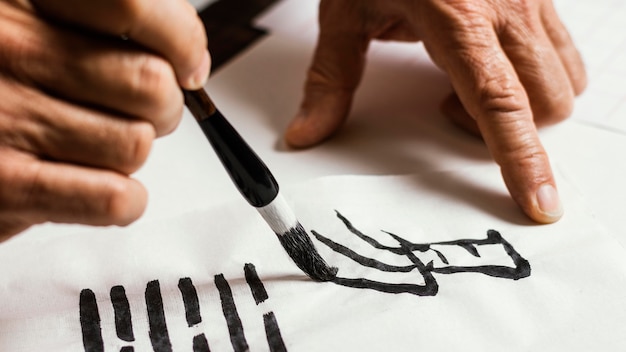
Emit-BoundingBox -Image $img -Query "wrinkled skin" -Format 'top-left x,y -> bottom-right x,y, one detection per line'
0,0 -> 210,240
0,0 -> 587,242
285,0 -> 586,224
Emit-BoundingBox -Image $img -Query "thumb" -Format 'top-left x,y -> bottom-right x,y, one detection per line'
285,23 -> 369,148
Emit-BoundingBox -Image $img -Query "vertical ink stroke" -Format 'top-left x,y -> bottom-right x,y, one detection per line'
263,312 -> 287,352
145,280 -> 173,352
244,263 -> 269,305
193,334 -> 211,352
214,274 -> 249,352
244,264 -> 288,350
120,347 -> 134,352
79,289 -> 104,352
110,285 -> 135,342
178,277 -> 203,327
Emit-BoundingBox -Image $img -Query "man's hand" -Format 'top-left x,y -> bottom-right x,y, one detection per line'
0,0 -> 210,241
285,0 -> 586,223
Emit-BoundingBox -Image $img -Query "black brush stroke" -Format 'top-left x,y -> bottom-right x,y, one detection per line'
145,280 -> 173,352
312,230 -> 415,272
120,347 -> 134,352
244,263 -> 269,305
79,289 -> 104,352
110,285 -> 134,342
264,312 -> 287,352
215,274 -> 249,352
193,333 -> 211,352
178,277 -> 202,327
316,212 -> 530,295
333,277 -> 438,296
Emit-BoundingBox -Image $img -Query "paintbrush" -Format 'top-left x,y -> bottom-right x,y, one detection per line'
183,88 -> 337,282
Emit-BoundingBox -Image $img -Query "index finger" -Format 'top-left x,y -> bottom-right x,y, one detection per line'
424,21 -> 563,223
30,0 -> 210,89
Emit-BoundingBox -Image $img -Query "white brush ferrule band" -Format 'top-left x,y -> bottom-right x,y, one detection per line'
256,194 -> 298,235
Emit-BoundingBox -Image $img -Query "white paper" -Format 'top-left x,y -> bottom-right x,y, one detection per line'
2,168 -> 626,351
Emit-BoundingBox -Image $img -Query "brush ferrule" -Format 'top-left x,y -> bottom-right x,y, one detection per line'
256,194 -> 298,235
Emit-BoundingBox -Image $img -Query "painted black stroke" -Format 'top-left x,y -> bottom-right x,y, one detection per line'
313,211 -> 530,296
145,280 -> 173,352
81,265 -> 286,351
215,274 -> 249,352
244,263 -> 269,305
79,289 -> 104,352
110,285 -> 135,342
178,277 -> 203,327
264,312 -> 287,352
193,333 -> 211,352
428,230 -> 531,279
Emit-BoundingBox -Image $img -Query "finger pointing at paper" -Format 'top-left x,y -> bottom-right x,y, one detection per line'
285,0 -> 587,224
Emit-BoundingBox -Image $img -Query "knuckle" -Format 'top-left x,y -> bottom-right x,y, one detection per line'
502,141 -> 547,169
103,178 -> 146,226
118,122 -> 155,173
478,74 -> 528,116
131,55 -> 175,101
130,55 -> 181,134
532,92 -> 574,126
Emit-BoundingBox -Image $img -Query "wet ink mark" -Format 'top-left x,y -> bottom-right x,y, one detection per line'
244,263 -> 288,350
215,273 -> 250,352
264,312 -> 288,352
178,277 -> 209,351
110,285 -> 134,343
245,263 -> 269,305
312,211 -> 531,296
79,289 -> 104,352
145,280 -> 173,352
193,333 -> 211,352
178,278 -> 202,327
80,265 -> 286,351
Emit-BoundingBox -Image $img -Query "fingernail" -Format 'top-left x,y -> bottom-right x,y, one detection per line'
536,184 -> 563,218
188,50 -> 210,89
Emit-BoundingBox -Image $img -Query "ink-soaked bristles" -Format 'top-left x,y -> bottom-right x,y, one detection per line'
256,194 -> 337,281
276,222 -> 338,281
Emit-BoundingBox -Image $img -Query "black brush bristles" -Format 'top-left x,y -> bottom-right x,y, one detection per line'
276,222 -> 338,282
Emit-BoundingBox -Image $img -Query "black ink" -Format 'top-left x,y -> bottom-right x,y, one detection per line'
244,263 -> 269,305
264,312 -> 287,352
193,333 -> 210,352
313,211 -> 530,296
428,230 -> 531,279
79,289 -> 104,352
178,277 -> 202,327
110,285 -> 134,342
81,264 -> 285,351
215,274 -> 249,352
145,280 -> 173,352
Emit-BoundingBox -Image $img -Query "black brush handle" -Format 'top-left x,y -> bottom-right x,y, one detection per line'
184,89 -> 279,207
